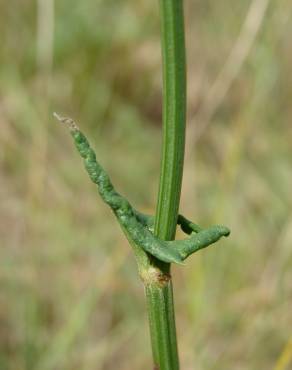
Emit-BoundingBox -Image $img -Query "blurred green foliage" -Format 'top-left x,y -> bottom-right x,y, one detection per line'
1,0 -> 292,369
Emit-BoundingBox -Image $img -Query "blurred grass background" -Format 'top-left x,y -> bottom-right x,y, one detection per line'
1,0 -> 292,369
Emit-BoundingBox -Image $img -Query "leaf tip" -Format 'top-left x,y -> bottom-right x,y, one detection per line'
53,112 -> 79,131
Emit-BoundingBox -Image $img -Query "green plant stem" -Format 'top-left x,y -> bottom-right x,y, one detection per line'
144,0 -> 186,369
155,0 -> 186,240
145,274 -> 179,370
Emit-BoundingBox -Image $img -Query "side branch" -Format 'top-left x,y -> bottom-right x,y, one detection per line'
55,114 -> 230,266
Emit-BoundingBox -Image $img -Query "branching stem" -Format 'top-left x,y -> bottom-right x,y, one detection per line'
55,2 -> 231,369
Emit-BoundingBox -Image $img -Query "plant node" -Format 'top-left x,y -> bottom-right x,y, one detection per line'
140,266 -> 171,287
55,115 -> 230,265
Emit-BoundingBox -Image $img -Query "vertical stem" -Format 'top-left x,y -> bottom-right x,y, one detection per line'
145,276 -> 180,370
155,0 -> 186,240
144,1 -> 186,369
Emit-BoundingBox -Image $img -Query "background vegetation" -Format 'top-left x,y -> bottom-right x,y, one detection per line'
1,0 -> 292,369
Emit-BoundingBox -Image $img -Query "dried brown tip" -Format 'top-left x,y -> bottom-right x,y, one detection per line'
53,112 -> 79,131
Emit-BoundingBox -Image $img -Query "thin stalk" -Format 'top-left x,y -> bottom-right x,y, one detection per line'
155,0 -> 186,240
144,1 -> 186,369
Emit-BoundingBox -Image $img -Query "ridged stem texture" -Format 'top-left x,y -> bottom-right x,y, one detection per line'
55,1 -> 231,368
145,1 -> 186,369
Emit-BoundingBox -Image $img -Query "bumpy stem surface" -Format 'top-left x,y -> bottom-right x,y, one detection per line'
55,110 -> 230,370
55,1 -> 231,365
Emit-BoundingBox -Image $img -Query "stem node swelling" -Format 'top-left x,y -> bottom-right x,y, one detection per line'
56,1 -> 230,368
